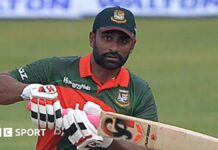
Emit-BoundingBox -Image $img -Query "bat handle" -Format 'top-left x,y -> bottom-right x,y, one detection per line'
27,102 -> 100,128
62,108 -> 100,128
86,113 -> 100,128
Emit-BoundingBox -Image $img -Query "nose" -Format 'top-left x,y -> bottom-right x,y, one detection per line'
109,41 -> 120,52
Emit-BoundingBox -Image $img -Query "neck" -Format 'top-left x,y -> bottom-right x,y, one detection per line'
91,56 -> 120,84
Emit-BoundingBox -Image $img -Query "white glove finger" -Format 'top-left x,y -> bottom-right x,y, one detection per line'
63,114 -> 71,130
46,100 -> 54,129
63,109 -> 82,146
63,111 -> 77,145
74,109 -> 97,135
68,110 -> 84,146
63,105 -> 107,149
83,101 -> 102,115
30,97 -> 39,126
53,99 -> 62,129
24,84 -> 62,130
74,109 -> 104,149
38,98 -> 47,128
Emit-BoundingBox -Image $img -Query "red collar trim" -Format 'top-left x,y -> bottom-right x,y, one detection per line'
79,54 -> 129,87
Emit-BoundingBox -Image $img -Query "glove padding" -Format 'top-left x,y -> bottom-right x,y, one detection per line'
63,102 -> 113,150
22,84 -> 62,129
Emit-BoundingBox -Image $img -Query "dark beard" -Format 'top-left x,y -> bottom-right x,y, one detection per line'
93,44 -> 129,70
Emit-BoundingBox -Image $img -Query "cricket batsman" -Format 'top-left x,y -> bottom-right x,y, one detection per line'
0,6 -> 158,150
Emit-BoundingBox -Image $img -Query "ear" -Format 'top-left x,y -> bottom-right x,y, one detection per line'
89,32 -> 95,48
130,39 -> 136,53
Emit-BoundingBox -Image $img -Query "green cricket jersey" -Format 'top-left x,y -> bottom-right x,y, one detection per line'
9,54 -> 158,150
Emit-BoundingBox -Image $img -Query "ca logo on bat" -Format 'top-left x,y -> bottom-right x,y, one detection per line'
101,117 -> 146,143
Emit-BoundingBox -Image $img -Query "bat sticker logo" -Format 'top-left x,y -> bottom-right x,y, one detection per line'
102,117 -> 132,139
145,124 -> 151,146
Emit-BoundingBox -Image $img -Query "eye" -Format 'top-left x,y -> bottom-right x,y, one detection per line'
102,34 -> 112,41
119,37 -> 130,45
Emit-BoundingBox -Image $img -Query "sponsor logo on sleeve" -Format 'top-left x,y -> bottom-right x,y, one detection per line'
18,67 -> 28,80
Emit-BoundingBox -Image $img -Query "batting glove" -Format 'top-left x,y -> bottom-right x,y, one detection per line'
21,84 -> 62,129
63,102 -> 113,150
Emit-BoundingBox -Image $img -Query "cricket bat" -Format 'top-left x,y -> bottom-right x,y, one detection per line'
27,102 -> 218,149
90,111 -> 218,150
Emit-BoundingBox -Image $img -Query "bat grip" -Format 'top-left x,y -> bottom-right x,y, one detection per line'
62,108 -> 100,128
27,102 -> 100,128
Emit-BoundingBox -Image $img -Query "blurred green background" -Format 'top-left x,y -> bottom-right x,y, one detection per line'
0,19 -> 218,149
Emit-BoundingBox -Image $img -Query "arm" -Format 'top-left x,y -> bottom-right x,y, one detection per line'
1,73 -> 63,129
0,73 -> 27,105
1,58 -> 55,105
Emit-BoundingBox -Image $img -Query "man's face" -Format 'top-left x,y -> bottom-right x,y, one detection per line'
90,30 -> 136,70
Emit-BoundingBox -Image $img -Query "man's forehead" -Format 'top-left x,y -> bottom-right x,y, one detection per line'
98,29 -> 131,38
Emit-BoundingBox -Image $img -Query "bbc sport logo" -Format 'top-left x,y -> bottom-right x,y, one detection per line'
0,127 -> 63,137
0,127 -> 47,137
0,128 -> 13,137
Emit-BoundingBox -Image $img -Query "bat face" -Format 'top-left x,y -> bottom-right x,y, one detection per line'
98,111 -> 157,149
97,111 -> 218,150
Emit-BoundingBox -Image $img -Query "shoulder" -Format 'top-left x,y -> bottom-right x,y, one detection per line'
30,56 -> 80,69
36,56 -> 80,65
128,71 -> 158,121
128,71 -> 150,92
42,56 -> 81,75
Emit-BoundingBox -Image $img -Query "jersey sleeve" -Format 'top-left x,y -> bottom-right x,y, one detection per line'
130,75 -> 158,122
9,57 -> 55,84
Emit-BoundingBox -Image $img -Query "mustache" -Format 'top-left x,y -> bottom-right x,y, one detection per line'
102,51 -> 123,60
